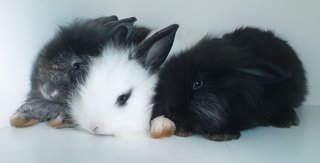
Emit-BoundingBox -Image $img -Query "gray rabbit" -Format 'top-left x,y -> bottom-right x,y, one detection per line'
10,16 -> 151,128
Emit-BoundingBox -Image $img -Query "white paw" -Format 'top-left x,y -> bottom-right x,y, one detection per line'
150,116 -> 176,138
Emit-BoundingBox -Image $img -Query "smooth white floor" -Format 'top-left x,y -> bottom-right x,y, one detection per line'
0,105 -> 319,163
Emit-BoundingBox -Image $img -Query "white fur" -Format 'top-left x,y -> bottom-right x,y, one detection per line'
70,46 -> 156,137
39,84 -> 58,100
50,90 -> 59,98
39,84 -> 50,100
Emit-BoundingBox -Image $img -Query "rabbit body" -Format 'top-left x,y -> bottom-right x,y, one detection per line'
10,16 -> 151,128
150,27 -> 307,141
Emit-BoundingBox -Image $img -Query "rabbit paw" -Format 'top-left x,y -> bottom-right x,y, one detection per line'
207,133 -> 240,141
150,116 -> 176,139
49,115 -> 76,128
10,112 -> 39,128
272,109 -> 299,128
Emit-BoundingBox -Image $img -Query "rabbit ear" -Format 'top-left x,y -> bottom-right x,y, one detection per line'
87,15 -> 118,26
83,16 -> 119,30
107,17 -> 137,44
238,60 -> 292,85
91,15 -> 118,24
133,24 -> 179,72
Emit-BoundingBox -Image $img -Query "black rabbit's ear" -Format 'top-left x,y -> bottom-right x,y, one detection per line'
108,17 -> 137,44
133,24 -> 179,72
238,61 -> 292,85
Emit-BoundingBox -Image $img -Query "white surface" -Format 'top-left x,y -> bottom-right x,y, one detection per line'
0,0 -> 319,127
0,105 -> 319,163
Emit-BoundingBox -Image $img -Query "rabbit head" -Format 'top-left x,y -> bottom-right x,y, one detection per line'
32,16 -> 142,102
69,24 -> 179,137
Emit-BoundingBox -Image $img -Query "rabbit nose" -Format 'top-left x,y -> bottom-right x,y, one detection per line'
92,126 -> 99,133
89,123 -> 100,134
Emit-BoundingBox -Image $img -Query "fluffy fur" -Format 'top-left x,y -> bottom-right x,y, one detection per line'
70,47 -> 156,136
150,27 -> 307,141
10,16 -> 151,128
69,24 -> 179,137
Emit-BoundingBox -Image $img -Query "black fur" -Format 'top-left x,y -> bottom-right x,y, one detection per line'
12,16 -> 151,126
151,27 -> 307,140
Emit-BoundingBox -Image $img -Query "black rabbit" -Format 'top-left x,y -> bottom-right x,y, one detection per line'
10,16 -> 151,128
149,27 -> 307,141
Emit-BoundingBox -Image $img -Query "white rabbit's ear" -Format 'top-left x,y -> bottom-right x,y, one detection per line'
107,17 -> 137,44
133,24 -> 179,72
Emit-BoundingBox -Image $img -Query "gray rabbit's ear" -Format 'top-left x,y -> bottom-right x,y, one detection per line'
93,15 -> 118,24
85,15 -> 118,28
107,17 -> 137,44
238,60 -> 292,85
133,24 -> 179,72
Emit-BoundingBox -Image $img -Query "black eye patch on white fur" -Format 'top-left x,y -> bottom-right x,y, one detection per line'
116,90 -> 132,106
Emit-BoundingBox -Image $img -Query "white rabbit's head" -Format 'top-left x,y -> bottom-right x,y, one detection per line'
69,24 -> 179,137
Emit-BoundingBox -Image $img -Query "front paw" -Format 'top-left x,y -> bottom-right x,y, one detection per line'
10,112 -> 39,128
150,116 -> 176,139
207,133 -> 240,141
49,115 -> 76,128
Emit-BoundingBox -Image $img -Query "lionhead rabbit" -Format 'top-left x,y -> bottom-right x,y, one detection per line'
69,24 -> 179,137
150,27 -> 307,141
10,16 -> 151,128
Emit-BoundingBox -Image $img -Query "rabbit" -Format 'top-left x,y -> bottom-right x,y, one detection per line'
149,27 -> 307,141
10,16 -> 151,128
68,24 -> 179,138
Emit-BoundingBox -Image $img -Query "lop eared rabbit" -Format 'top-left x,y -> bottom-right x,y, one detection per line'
150,27 -> 307,141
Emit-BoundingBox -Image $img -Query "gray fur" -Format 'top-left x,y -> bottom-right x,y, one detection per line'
12,16 -> 151,127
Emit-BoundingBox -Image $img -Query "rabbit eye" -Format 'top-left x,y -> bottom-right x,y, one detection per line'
116,92 -> 131,106
192,80 -> 203,91
73,62 -> 81,70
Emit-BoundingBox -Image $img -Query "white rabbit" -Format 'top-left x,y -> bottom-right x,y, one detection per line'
69,24 -> 179,138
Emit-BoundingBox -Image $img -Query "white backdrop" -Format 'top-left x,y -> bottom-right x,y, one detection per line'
0,0 -> 319,128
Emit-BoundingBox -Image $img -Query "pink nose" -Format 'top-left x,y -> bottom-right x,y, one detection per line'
89,123 -> 99,134
92,126 -> 98,133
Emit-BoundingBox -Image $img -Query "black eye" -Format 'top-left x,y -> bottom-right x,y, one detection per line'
116,93 -> 131,106
192,80 -> 203,91
73,62 -> 81,70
